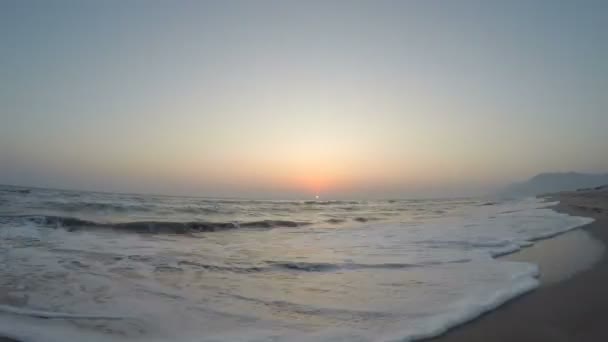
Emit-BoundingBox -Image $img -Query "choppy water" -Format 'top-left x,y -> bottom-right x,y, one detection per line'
0,185 -> 593,342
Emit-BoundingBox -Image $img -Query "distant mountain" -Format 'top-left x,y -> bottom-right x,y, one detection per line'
503,172 -> 608,196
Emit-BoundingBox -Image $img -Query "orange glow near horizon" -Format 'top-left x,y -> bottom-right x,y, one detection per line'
295,173 -> 332,196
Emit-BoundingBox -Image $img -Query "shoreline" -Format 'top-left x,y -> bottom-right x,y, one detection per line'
428,188 -> 608,342
503,226 -> 604,286
1,192 -> 605,342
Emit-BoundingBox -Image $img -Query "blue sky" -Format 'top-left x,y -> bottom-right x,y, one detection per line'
1,0 -> 607,198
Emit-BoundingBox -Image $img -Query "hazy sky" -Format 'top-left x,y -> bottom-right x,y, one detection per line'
1,0 -> 607,199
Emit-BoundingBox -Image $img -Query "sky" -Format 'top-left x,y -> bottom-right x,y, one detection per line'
1,0 -> 607,199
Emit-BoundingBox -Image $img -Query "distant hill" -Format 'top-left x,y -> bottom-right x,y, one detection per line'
502,172 -> 608,196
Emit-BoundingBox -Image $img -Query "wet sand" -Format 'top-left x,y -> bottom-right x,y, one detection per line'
505,229 -> 604,285
428,188 -> 608,342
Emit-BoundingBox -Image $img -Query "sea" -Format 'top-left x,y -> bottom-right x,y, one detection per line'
0,185 -> 594,342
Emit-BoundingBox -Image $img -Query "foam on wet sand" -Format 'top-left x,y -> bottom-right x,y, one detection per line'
428,187 -> 608,342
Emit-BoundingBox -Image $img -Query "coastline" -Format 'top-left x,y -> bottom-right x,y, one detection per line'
503,227 -> 603,285
428,188 -> 608,342
1,191 -> 605,342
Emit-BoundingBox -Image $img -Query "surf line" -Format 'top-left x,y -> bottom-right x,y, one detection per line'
0,304 -> 125,320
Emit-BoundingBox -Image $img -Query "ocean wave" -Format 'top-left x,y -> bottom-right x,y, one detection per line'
36,200 -> 153,213
353,217 -> 381,222
172,206 -> 223,214
0,214 -> 310,234
129,259 -> 474,275
268,261 -> 340,272
0,188 -> 31,194
418,239 -> 513,249
0,304 -> 124,320
229,294 -> 392,321
479,201 -> 496,206
301,200 -> 361,205
176,260 -> 266,273
3,215 -> 100,228
266,259 -> 471,272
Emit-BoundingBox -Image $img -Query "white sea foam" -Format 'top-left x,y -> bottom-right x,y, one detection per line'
381,268 -> 540,342
0,191 -> 596,342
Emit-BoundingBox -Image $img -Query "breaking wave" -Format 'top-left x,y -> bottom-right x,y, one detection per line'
0,305 -> 125,320
134,259 -> 475,274
266,259 -> 472,272
0,214 -> 310,234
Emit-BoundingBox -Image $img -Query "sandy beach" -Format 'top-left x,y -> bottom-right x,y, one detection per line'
429,187 -> 608,342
